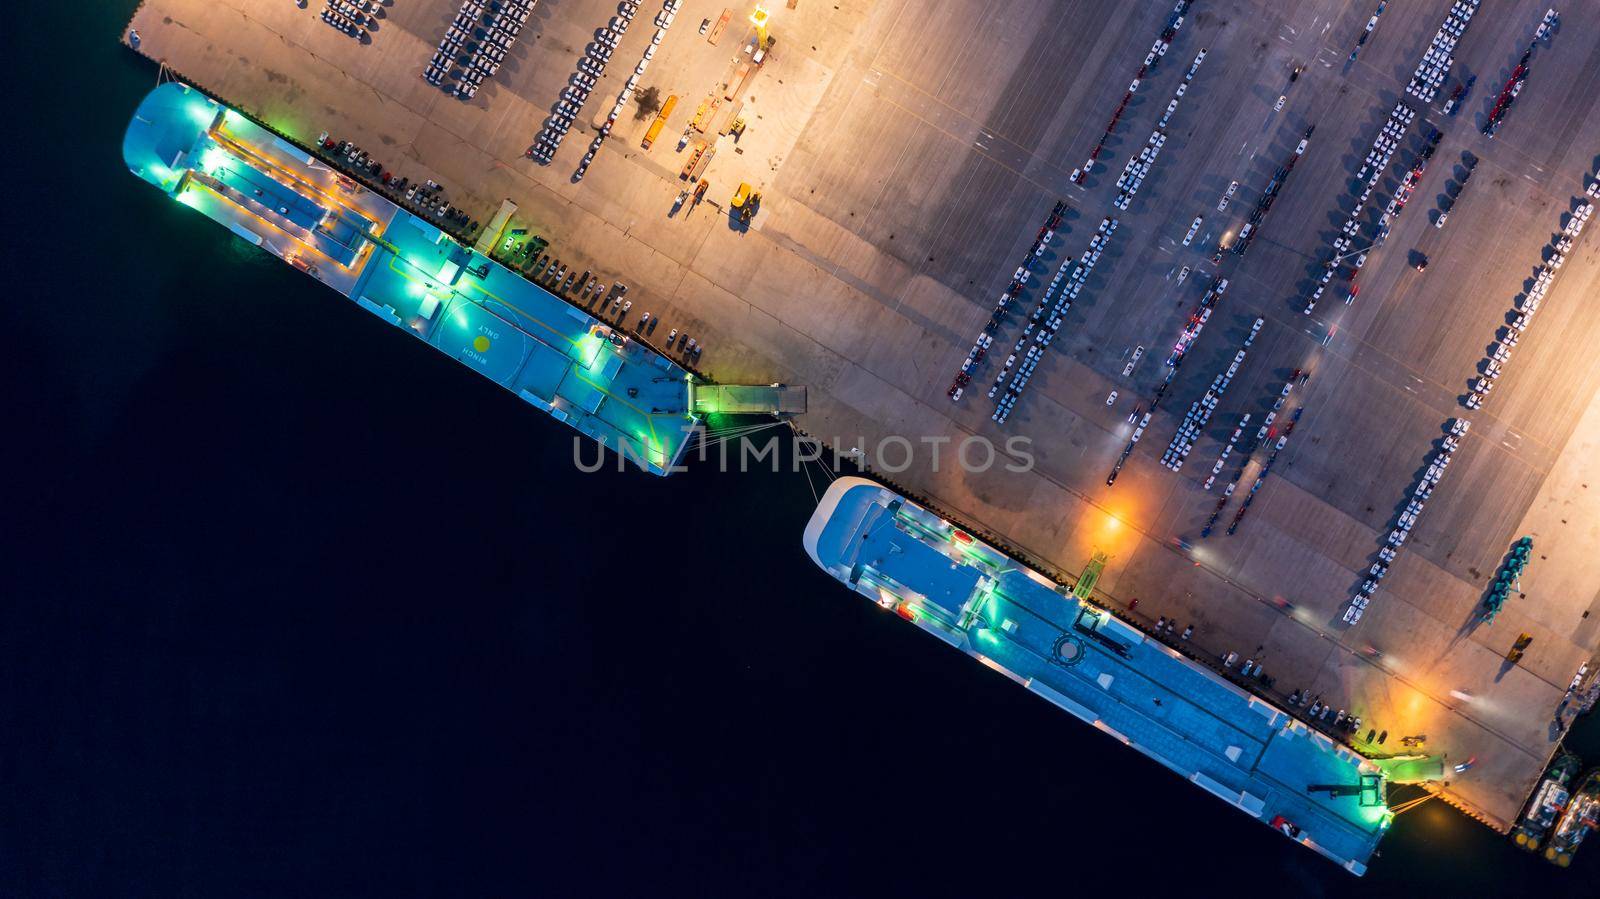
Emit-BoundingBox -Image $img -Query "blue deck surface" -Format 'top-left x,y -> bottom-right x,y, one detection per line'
805,478 -> 1391,874
123,83 -> 696,474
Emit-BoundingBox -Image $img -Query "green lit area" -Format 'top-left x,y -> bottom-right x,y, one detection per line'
123,82 -> 698,475
805,478 -> 1391,875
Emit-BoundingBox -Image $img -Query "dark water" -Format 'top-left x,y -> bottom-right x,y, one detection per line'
3,4 -> 1596,895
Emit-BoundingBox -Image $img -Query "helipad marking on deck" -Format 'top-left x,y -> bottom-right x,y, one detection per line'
473,335 -> 492,352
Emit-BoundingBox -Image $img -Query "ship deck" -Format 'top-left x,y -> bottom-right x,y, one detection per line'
805,477 -> 1391,873
123,82 -> 697,473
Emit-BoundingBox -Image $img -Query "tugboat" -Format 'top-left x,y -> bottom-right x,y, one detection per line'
1545,767 -> 1600,867
1513,752 -> 1580,852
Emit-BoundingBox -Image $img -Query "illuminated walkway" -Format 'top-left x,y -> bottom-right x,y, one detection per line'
804,477 -> 1392,874
123,83 -> 696,473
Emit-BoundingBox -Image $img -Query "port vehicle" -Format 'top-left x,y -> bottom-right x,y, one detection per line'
667,328 -> 678,345
700,17 -> 710,34
731,182 -> 761,223
1183,216 -> 1203,246
1218,180 -> 1239,212
640,95 -> 679,149
1545,767 -> 1600,867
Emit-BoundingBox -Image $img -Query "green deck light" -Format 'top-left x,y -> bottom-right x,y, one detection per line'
576,331 -> 606,369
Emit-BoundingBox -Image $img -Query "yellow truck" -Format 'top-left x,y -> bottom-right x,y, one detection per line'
731,183 -> 760,223
640,94 -> 679,150
690,97 -> 720,133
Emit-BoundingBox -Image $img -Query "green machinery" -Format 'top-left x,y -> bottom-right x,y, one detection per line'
1482,536 -> 1533,624
1073,551 -> 1108,602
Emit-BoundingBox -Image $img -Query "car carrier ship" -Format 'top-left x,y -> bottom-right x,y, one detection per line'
122,83 -> 698,475
803,477 -> 1393,874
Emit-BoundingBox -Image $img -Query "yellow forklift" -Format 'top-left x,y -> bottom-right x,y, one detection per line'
731,182 -> 761,224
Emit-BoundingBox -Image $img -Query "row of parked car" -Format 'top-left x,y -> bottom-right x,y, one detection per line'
1112,48 -> 1207,211
1466,190 -> 1595,410
422,0 -> 536,100
1105,275 -> 1231,486
1348,1 -> 1384,62
1346,165 -> 1597,624
320,1 -> 377,39
991,217 -> 1121,424
1406,0 -> 1478,103
1159,49 -> 1207,130
1216,404 -> 1303,537
1370,127 -> 1443,244
1483,11 -> 1558,141
1162,319 -> 1263,472
1302,102 -> 1416,315
1345,418 -> 1471,626
1435,151 -> 1480,227
947,202 -> 1068,403
1229,127 -> 1312,259
1070,1 -> 1193,185
572,1 -> 683,182
1201,413 -> 1252,492
1113,131 -> 1167,211
529,2 -> 645,165
1166,277 -> 1228,368
1198,374 -> 1302,529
